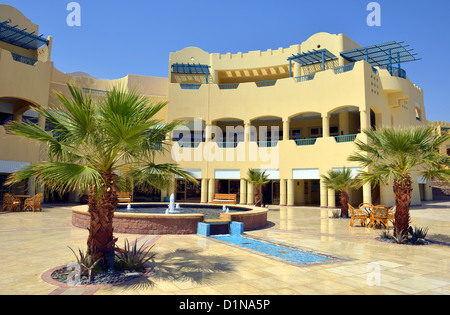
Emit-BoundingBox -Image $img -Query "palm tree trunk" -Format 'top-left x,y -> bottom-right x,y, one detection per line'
393,177 -> 412,235
254,185 -> 262,207
340,191 -> 349,218
87,173 -> 119,269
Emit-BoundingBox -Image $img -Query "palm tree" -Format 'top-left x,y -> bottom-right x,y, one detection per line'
243,169 -> 270,207
6,84 -> 195,268
321,168 -> 355,218
348,127 -> 450,235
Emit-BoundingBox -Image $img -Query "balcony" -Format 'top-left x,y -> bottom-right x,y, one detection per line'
294,74 -> 315,83
256,80 -> 277,88
294,138 -> 317,146
334,134 -> 358,143
333,63 -> 355,75
180,84 -> 201,90
11,53 -> 37,66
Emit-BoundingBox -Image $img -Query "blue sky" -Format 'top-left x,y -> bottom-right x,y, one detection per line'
2,0 -> 449,122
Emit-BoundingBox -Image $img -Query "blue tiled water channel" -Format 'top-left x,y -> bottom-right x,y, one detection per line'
212,234 -> 333,265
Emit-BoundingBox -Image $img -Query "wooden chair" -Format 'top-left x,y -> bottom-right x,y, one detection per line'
369,205 -> 390,229
358,203 -> 373,215
23,193 -> 43,212
388,205 -> 396,225
1,193 -> 21,212
348,204 -> 368,227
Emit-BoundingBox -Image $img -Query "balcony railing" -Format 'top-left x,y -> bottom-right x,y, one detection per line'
257,140 -> 278,148
11,53 -> 37,66
180,84 -> 202,90
256,80 -> 277,87
333,63 -> 355,74
294,74 -> 315,83
380,66 -> 406,79
218,83 -> 239,90
217,141 -> 240,148
294,138 -> 317,146
82,88 -> 109,96
334,134 -> 358,143
177,141 -> 203,148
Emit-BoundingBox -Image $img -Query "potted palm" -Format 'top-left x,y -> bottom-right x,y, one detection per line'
243,169 -> 270,207
6,84 -> 195,269
348,127 -> 450,235
321,167 -> 356,218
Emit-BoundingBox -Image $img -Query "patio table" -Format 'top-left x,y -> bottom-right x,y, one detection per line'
13,195 -> 30,211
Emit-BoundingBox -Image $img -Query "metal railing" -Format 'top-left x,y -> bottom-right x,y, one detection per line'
180,84 -> 201,90
333,63 -> 355,74
257,140 -> 279,148
82,88 -> 109,96
334,134 -> 358,143
255,80 -> 277,87
218,83 -> 239,90
294,138 -> 317,146
294,74 -> 315,83
11,53 -> 37,66
217,141 -> 240,148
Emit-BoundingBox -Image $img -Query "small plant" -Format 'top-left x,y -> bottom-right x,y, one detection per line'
68,247 -> 103,284
408,226 -> 429,244
392,228 -> 408,244
331,210 -> 341,218
115,239 -> 156,272
379,230 -> 392,240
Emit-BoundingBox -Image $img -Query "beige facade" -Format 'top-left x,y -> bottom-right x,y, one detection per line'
0,5 -> 445,207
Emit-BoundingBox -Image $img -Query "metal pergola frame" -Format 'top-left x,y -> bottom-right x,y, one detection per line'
171,63 -> 211,84
0,20 -> 49,50
287,49 -> 338,77
340,41 -> 421,71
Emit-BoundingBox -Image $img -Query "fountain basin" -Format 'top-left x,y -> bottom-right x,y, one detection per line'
72,203 -> 268,235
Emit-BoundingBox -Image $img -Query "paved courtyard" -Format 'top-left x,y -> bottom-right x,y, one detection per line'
0,200 -> 449,295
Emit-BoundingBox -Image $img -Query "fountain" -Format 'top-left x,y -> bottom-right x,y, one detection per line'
166,194 -> 182,214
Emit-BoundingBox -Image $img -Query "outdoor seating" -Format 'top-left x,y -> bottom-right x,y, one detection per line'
388,205 -> 396,224
359,203 -> 373,215
117,192 -> 132,203
23,193 -> 43,212
212,194 -> 237,205
1,193 -> 21,212
369,205 -> 390,229
348,203 -> 368,227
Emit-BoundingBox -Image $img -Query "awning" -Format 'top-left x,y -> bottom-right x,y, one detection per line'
0,20 -> 49,50
171,63 -> 210,75
340,41 -> 420,68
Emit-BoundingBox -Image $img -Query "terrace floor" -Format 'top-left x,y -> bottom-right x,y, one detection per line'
0,200 -> 449,295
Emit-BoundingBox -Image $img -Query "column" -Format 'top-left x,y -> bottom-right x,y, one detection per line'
360,109 -> 370,132
279,179 -> 287,206
328,188 -> 336,208
208,179 -> 215,203
363,182 -> 372,204
240,179 -> 247,205
283,120 -> 290,141
287,179 -> 295,206
201,179 -> 208,203
322,114 -> 330,138
247,182 -> 254,205
320,180 -> 328,208
244,122 -> 251,143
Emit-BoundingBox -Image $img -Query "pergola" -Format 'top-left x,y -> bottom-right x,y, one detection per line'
0,20 -> 49,49
287,49 -> 338,77
171,63 -> 211,84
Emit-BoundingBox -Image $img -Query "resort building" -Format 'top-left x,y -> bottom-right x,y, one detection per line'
0,4 -> 446,207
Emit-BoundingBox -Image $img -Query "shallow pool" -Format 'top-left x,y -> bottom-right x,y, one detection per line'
212,234 -> 332,265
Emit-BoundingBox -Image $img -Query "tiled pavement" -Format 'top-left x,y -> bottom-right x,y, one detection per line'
0,201 -> 449,295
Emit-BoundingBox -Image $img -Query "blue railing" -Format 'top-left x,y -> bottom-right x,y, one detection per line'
381,66 -> 406,79
294,138 -> 317,146
218,83 -> 239,90
294,74 -> 315,83
372,67 -> 378,75
82,88 -> 109,96
333,63 -> 355,74
334,134 -> 358,143
177,141 -> 203,148
217,141 -> 240,148
11,53 -> 37,66
257,140 -> 279,148
256,80 -> 277,87
180,84 -> 201,90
